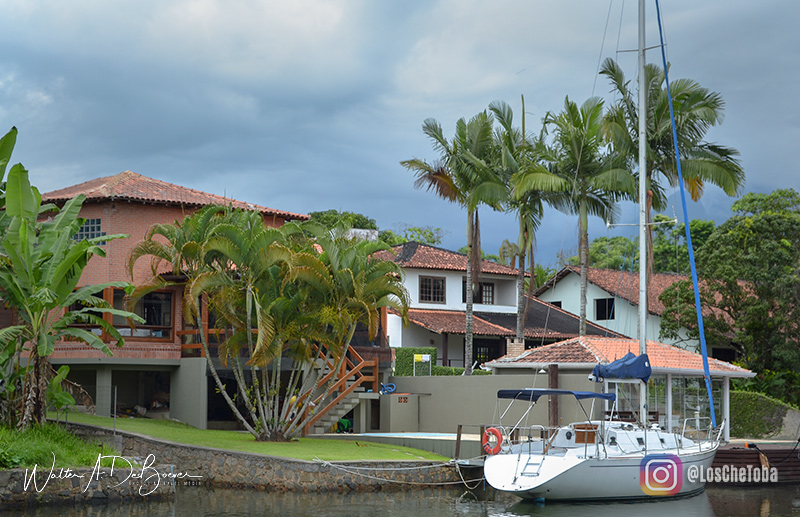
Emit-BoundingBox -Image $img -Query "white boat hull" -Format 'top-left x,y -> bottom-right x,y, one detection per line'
484,444 -> 718,501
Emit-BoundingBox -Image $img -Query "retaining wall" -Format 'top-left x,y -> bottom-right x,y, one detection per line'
0,463 -> 175,509
61,422 -> 464,492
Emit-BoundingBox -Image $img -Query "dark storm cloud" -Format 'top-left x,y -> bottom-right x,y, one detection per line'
0,0 -> 796,265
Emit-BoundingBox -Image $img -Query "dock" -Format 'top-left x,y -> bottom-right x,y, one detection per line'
712,440 -> 800,484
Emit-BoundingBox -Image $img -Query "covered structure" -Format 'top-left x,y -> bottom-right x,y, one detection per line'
485,336 -> 755,441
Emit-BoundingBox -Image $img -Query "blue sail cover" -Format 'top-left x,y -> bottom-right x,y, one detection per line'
590,352 -> 651,383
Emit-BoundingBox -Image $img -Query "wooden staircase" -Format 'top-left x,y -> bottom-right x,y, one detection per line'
297,345 -> 380,436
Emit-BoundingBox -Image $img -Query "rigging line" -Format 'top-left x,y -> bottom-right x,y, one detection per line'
654,0 -> 716,428
592,0 -> 617,97
615,0 -> 625,58
607,218 -> 676,227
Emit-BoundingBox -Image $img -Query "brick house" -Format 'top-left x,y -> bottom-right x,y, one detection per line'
39,171 -> 308,428
374,242 -> 625,368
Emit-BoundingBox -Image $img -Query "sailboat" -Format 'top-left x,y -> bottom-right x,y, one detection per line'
483,0 -> 723,501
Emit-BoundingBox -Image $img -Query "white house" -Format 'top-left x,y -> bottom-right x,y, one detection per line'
374,243 -> 624,367
534,266 -> 736,362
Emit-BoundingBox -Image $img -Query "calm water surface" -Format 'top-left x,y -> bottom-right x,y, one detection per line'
6,484 -> 800,516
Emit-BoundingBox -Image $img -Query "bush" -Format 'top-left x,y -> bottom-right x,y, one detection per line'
394,347 -> 437,376
394,347 -> 491,376
732,369 -> 800,408
730,390 -> 790,438
0,423 -> 118,469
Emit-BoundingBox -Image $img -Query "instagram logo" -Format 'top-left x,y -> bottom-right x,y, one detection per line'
640,454 -> 683,496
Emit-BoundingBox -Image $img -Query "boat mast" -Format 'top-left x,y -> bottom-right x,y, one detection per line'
637,0 -> 649,425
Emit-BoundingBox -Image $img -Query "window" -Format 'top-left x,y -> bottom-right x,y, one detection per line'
419,276 -> 445,303
550,301 -> 562,309
595,297 -> 615,320
67,289 -> 104,335
113,290 -> 173,339
462,280 -> 495,304
74,218 -> 106,244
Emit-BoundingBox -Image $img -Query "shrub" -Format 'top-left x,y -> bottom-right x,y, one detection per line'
730,390 -> 790,438
394,347 -> 437,376
394,347 -> 491,376
0,423 -> 118,469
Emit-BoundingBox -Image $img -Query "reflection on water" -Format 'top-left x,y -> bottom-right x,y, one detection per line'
5,484 -> 800,516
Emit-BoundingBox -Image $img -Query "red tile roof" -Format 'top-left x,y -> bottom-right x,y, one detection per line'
535,266 -> 681,316
42,171 -> 309,221
405,309 -> 514,336
374,241 -> 521,276
400,303 -> 626,341
489,336 -> 753,377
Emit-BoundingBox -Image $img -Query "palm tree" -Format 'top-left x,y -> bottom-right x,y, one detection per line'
539,96 -> 635,335
601,58 -> 745,278
285,224 -> 409,436
131,208 -> 408,440
489,99 -> 569,342
401,111 -> 505,374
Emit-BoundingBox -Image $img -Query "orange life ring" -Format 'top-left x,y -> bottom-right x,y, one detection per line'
482,427 -> 503,455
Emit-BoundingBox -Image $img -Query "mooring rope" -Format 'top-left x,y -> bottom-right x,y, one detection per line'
312,458 -> 485,488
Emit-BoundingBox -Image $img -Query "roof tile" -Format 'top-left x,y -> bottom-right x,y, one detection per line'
374,241 -> 521,276
42,171 -> 309,221
493,336 -> 752,376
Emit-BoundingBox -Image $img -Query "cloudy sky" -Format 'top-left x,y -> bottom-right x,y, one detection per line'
0,1 -> 795,266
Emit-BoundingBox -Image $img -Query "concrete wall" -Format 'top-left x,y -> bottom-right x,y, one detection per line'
777,408 -> 800,440
171,358 -> 209,429
390,371 -> 607,434
380,394 -> 420,432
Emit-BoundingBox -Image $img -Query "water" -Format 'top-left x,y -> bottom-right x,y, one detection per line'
5,484 -> 800,516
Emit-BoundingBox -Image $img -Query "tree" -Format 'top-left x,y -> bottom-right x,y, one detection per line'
308,209 -> 378,230
539,96 -> 634,335
378,225 -> 446,247
0,144 -> 140,429
401,112 -> 506,374
659,189 -> 800,372
131,209 -> 408,440
651,215 -> 715,274
585,236 -> 638,271
490,98 -> 569,341
601,58 -> 745,278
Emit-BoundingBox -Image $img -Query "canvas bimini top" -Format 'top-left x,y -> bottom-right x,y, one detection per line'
496,389 -> 616,402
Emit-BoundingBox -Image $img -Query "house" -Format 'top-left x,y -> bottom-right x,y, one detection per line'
374,243 -> 626,368
39,171 -> 309,429
534,265 -> 737,361
485,336 -> 755,441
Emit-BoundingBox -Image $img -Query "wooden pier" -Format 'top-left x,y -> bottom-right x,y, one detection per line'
712,441 -> 800,484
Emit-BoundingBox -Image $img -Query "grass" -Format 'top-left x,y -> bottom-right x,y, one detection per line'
48,411 -> 450,462
0,423 -> 118,469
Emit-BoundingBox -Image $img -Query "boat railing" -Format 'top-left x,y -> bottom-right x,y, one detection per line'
678,416 -> 723,452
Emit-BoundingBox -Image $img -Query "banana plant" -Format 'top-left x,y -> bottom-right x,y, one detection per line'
0,150 -> 142,429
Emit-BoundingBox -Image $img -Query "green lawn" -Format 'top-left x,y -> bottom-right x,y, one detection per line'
49,412 -> 449,462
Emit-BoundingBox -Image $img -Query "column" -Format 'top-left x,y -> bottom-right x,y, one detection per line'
95,367 -> 113,417
666,373 -> 673,433
722,377 -> 730,442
